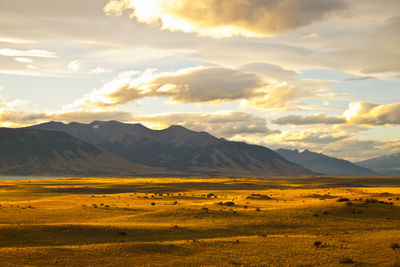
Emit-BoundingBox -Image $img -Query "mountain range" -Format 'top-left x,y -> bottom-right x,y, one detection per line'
0,128 -> 164,176
357,153 -> 400,176
17,120 -> 312,177
0,120 -> 393,177
276,149 -> 376,176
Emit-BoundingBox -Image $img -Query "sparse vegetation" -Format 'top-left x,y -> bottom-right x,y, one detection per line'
0,177 -> 398,266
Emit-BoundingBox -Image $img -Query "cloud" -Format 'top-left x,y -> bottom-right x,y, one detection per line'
68,60 -> 84,71
0,37 -> 37,44
89,67 -> 112,74
69,65 -> 332,111
134,111 -> 280,138
0,49 -> 57,58
345,76 -> 376,82
302,33 -> 319,39
27,65 -> 38,70
344,102 -> 400,126
273,113 -> 345,125
273,101 -> 400,126
70,66 -> 266,108
14,57 -> 34,63
104,0 -> 346,37
330,16 -> 400,75
275,130 -> 347,145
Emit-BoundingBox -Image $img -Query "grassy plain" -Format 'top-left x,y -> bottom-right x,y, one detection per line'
0,176 -> 399,266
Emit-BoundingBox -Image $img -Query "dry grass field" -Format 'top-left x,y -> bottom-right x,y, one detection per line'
0,176 -> 399,266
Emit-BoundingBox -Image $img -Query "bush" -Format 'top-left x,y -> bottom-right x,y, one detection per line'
151,202 -> 155,206
339,257 -> 354,264
246,194 -> 271,200
217,201 -> 235,206
118,231 -> 127,236
314,241 -> 322,248
337,197 -> 350,202
391,243 -> 400,250
339,258 -> 354,264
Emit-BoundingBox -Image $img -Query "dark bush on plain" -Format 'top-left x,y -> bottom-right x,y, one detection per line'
314,241 -> 322,248
339,257 -> 354,264
391,243 -> 400,250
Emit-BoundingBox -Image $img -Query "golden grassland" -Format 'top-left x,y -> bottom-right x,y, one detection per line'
0,176 -> 400,266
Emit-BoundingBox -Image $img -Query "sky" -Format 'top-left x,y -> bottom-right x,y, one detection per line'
0,0 -> 399,161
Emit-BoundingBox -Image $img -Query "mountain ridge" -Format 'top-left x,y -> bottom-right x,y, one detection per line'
0,127 -> 170,176
27,121 -> 313,177
276,148 -> 377,176
357,153 -> 400,176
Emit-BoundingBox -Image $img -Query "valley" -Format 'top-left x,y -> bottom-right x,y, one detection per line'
0,176 -> 399,266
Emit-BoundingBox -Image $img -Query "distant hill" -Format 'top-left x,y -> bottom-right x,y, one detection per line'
0,128 -> 166,176
276,149 -> 376,176
28,121 -> 313,177
357,153 -> 400,176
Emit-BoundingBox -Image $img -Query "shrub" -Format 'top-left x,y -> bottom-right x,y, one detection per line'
217,201 -> 235,206
314,241 -> 322,248
312,213 -> 319,217
391,243 -> 400,250
337,198 -> 350,202
151,202 -> 155,206
118,231 -> 127,236
339,257 -> 354,264
246,194 -> 271,200
256,208 -> 261,212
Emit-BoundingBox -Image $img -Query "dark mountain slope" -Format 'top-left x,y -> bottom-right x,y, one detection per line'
276,149 -> 376,176
0,128 -> 166,176
29,121 -> 313,177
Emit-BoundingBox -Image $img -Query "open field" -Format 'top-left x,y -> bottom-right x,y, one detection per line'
0,176 -> 399,266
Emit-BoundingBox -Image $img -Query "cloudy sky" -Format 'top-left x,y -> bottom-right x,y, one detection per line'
0,0 -> 399,161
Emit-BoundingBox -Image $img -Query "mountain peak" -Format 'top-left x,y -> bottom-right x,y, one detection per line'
26,120 -> 312,177
165,124 -> 189,131
276,148 -> 376,176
